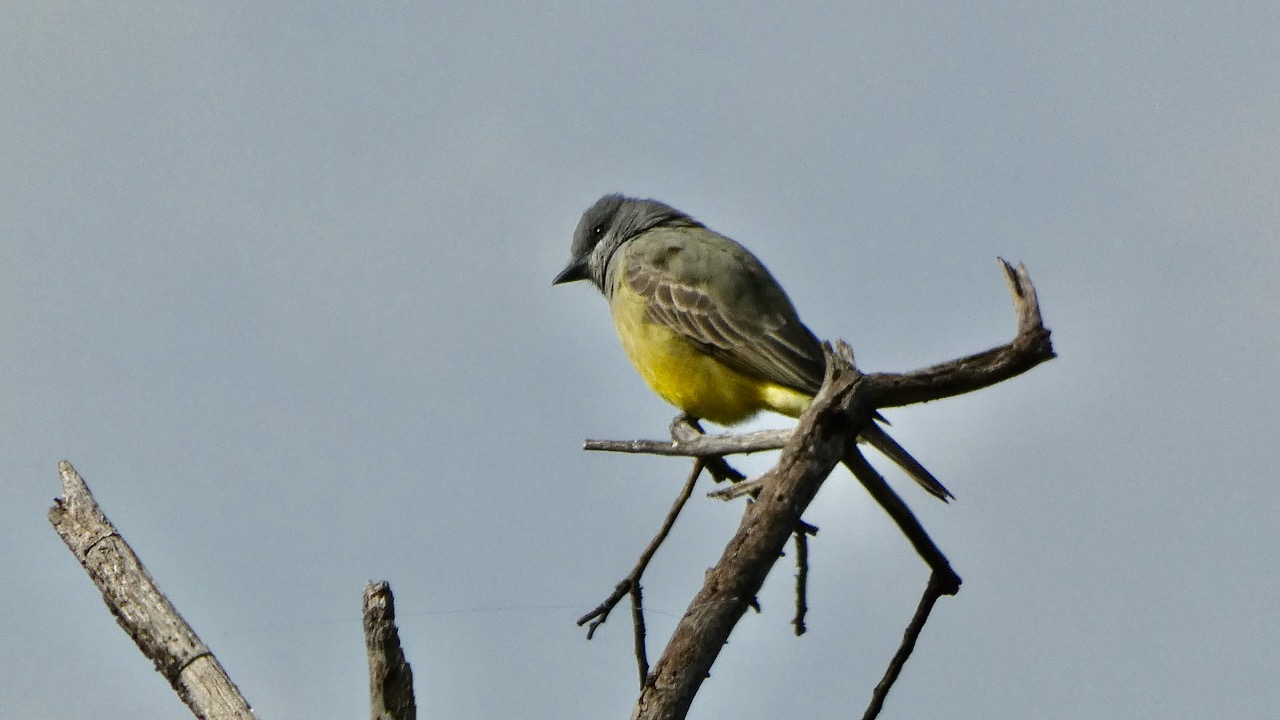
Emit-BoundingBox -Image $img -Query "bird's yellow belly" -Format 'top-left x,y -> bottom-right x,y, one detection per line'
611,299 -> 811,425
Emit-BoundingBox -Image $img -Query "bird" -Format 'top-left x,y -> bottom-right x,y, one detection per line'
553,194 -> 952,501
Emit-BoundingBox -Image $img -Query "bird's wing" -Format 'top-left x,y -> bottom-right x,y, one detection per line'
624,226 -> 953,502
623,226 -> 826,394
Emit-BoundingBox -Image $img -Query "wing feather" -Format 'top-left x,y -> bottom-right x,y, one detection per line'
623,227 -> 825,393
619,223 -> 952,501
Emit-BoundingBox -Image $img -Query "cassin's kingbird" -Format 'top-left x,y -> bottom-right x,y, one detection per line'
554,194 -> 952,501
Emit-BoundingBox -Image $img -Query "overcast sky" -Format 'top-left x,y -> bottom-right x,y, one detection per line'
3,2 -> 1278,719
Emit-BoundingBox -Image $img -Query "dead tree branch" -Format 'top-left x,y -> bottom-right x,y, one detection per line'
578,460 -> 705,645
584,428 -> 790,457
364,581 -> 417,720
48,461 -> 255,720
843,447 -> 960,593
629,582 -> 650,685
578,417 -> 748,658
598,260 -> 1054,720
861,573 -> 952,720
628,342 -> 875,720
791,524 -> 814,636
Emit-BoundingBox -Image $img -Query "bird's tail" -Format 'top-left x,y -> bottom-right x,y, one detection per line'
859,422 -> 953,502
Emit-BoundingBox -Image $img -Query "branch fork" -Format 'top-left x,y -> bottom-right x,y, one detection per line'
577,260 -> 1054,720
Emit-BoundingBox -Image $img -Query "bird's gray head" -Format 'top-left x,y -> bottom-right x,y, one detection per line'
552,194 -> 698,292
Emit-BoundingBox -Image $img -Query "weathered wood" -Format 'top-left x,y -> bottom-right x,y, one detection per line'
48,461 -> 255,720
363,581 -> 417,720
629,261 -> 1054,720
584,428 -> 791,457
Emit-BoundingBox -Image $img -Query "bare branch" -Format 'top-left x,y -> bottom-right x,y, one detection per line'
364,581 -> 417,720
584,429 -> 790,457
792,528 -> 813,637
625,264 -> 1054,719
840,448 -> 959,718
707,477 -> 764,501
578,460 -> 704,639
843,449 -> 961,595
631,345 -> 867,720
48,461 -> 255,720
630,583 -> 650,686
860,574 -> 952,720
865,259 -> 1054,410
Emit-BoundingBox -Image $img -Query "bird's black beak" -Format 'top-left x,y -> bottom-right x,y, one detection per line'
552,257 -> 590,285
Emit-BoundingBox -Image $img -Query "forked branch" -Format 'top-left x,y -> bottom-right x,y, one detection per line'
594,260 -> 1055,720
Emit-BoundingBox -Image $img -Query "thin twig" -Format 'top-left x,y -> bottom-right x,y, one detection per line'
865,260 -> 1054,411
578,459 -> 705,637
792,528 -> 812,636
585,428 -> 790,457
860,573 -> 950,720
707,477 -> 764,501
630,583 -> 650,686
842,448 -> 961,594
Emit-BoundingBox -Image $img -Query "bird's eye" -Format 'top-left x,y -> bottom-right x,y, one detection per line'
592,224 -> 606,237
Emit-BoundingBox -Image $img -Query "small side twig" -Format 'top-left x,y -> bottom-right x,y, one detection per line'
577,459 -> 705,640
860,573 -> 951,720
630,583 -> 650,685
364,581 -> 416,720
842,448 -> 961,595
841,447 -> 958,717
707,477 -> 764,501
585,428 -> 790,458
792,524 -> 816,636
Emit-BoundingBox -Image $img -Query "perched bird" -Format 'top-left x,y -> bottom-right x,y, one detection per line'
554,194 -> 951,501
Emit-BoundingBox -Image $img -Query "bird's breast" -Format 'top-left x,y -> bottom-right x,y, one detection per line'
609,283 -> 811,424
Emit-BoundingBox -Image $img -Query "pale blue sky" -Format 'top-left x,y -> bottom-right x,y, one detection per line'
3,2 -> 1278,718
